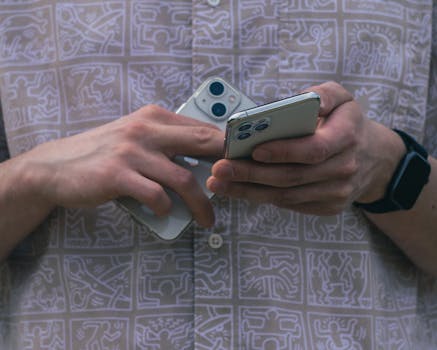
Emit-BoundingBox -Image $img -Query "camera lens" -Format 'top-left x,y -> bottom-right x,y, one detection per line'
211,102 -> 227,118
254,119 -> 270,131
237,132 -> 251,140
209,81 -> 225,96
238,123 -> 252,132
254,123 -> 269,131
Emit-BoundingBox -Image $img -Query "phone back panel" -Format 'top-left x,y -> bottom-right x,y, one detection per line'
225,92 -> 320,159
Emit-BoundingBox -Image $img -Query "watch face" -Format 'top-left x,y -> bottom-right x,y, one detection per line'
391,152 -> 431,209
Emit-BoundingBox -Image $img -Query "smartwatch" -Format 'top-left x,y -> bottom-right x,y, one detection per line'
354,129 -> 431,213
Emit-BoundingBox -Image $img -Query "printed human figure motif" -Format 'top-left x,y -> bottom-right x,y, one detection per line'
313,317 -> 364,349
345,24 -> 401,80
242,308 -> 306,349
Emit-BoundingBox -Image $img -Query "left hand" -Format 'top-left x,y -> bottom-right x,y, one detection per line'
206,81 -> 405,216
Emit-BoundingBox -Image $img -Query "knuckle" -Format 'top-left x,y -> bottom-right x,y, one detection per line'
324,80 -> 353,98
324,80 -> 342,91
191,126 -> 217,146
140,104 -> 164,117
341,158 -> 359,178
121,119 -> 149,140
335,184 -> 353,203
147,182 -> 166,204
112,141 -> 138,160
318,83 -> 334,105
137,104 -> 172,124
174,168 -> 197,189
307,140 -> 330,164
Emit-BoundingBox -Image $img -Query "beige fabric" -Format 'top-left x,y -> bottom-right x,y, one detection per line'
0,1 -> 436,349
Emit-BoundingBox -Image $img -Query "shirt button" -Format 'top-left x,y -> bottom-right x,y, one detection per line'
207,0 -> 220,7
208,233 -> 223,249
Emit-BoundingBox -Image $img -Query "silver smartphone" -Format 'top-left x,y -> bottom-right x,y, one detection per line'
117,77 -> 256,241
224,92 -> 321,159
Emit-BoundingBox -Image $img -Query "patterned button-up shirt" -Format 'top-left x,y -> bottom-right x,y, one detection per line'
0,1 -> 436,349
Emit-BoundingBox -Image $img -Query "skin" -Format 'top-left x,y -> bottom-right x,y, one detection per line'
0,105 -> 224,260
207,81 -> 437,276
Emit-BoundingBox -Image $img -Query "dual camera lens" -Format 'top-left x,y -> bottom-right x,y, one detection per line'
209,81 -> 227,118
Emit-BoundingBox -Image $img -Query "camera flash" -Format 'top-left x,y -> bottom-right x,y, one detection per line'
229,95 -> 236,103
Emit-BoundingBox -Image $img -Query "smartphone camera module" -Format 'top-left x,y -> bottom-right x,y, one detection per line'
209,81 -> 225,96
211,102 -> 227,118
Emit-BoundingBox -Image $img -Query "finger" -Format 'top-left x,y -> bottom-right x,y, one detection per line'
207,177 -> 352,210
138,155 -> 215,227
132,104 -> 221,129
158,124 -> 225,158
276,179 -> 353,209
303,81 -> 354,117
118,171 -> 172,216
314,98 -> 362,149
252,100 -> 360,164
212,151 -> 357,187
116,113 -> 224,158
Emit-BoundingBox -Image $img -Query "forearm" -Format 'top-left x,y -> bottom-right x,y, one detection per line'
365,156 -> 437,276
0,155 -> 54,260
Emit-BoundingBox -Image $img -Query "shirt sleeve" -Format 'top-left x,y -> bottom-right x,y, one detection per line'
0,105 -> 10,162
423,2 -> 437,157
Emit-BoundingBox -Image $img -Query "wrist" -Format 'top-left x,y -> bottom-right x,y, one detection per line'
11,152 -> 56,212
356,126 -> 406,204
0,151 -> 56,259
355,128 -> 431,213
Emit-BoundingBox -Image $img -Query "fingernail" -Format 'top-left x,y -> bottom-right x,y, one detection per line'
253,148 -> 271,162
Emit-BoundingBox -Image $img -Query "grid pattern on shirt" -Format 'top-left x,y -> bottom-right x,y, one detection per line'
0,1 -> 436,349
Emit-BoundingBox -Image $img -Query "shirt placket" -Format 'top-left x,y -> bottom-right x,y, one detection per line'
191,1 -> 285,349
191,1 -> 236,348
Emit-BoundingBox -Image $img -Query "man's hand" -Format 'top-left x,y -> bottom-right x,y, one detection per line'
19,105 -> 224,227
207,81 -> 405,216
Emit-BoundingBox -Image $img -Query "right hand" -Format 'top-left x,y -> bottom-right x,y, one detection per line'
20,105 -> 224,227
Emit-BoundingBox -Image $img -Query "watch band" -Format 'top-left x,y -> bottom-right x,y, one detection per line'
394,129 -> 428,159
354,129 -> 429,213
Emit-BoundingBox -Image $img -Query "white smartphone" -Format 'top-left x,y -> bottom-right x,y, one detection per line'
117,77 -> 256,241
224,92 -> 321,159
